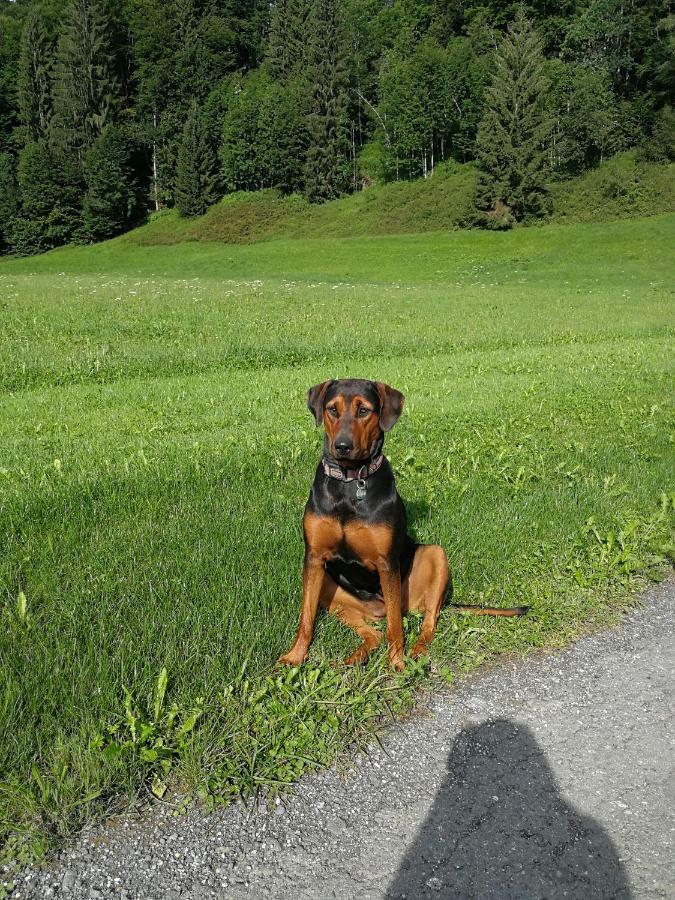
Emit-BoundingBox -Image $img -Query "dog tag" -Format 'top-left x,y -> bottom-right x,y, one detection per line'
356,478 -> 367,501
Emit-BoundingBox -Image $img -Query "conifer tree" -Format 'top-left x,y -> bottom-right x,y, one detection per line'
174,102 -> 218,217
50,0 -> 119,166
266,0 -> 308,83
11,139 -> 80,254
18,11 -> 53,142
0,6 -> 22,154
474,11 -> 552,225
0,151 -> 19,251
303,0 -> 351,202
82,125 -> 147,240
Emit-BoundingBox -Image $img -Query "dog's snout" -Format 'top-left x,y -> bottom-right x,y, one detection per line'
334,439 -> 353,454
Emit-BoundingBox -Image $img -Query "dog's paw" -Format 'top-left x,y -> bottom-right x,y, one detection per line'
388,652 -> 406,672
277,650 -> 306,667
344,646 -> 370,667
410,639 -> 430,660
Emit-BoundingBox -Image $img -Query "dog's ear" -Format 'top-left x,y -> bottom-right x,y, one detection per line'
375,382 -> 405,432
307,380 -> 334,426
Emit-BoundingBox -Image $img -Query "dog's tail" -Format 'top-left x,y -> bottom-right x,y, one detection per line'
448,603 -> 529,617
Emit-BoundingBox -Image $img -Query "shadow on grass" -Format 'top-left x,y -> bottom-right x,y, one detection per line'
386,718 -> 631,899
404,498 -> 433,539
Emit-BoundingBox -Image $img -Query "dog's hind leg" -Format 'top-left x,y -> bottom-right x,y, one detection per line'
402,544 -> 450,660
320,574 -> 385,666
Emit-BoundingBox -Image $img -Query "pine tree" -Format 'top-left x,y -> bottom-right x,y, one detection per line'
266,0 -> 308,82
174,102 -> 218,217
474,11 -> 552,225
303,0 -> 351,202
11,139 -> 80,255
82,125 -> 147,240
0,151 -> 19,251
18,11 -> 53,142
50,0 -> 119,167
0,5 -> 21,152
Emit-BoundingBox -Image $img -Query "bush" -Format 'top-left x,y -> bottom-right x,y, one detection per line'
463,196 -> 516,230
549,151 -> 675,223
639,106 -> 675,163
357,137 -> 394,187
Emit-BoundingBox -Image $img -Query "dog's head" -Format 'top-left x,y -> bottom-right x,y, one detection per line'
307,378 -> 404,462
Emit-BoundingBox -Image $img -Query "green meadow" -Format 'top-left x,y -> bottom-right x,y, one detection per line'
0,214 -> 673,865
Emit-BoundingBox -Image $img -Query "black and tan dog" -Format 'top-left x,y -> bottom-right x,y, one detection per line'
278,379 -> 527,671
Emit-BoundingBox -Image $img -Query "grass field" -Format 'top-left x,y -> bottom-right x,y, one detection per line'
0,214 -> 673,870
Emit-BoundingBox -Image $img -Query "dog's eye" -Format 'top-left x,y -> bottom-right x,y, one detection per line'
358,407 -> 371,417
327,406 -> 339,418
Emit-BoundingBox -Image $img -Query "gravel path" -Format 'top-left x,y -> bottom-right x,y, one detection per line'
10,578 -> 674,900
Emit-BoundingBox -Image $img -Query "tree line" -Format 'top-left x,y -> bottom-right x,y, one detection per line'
0,0 -> 673,253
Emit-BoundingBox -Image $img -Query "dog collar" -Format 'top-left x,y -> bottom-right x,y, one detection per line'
322,453 -> 384,483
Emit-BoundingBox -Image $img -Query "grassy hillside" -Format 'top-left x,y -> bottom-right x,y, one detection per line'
125,152 -> 675,248
550,153 -> 675,224
0,216 -> 673,870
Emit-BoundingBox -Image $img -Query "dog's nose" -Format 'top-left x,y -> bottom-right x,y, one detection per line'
335,439 -> 353,454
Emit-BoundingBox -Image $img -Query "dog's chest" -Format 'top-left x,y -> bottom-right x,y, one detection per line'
303,512 -> 393,569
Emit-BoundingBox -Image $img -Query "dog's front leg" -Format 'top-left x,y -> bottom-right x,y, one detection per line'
378,561 -> 405,671
278,551 -> 325,666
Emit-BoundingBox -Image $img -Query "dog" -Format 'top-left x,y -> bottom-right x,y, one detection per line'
278,379 -> 528,670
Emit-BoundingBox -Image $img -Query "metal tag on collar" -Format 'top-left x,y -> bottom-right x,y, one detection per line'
355,466 -> 367,501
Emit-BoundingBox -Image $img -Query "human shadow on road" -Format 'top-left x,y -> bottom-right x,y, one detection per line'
386,718 -> 631,899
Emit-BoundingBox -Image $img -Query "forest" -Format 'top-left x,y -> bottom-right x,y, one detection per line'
0,0 -> 673,254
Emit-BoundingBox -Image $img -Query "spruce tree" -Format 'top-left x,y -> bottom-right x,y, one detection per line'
82,125 -> 147,240
50,0 -> 119,166
0,6 -> 22,154
174,102 -> 218,217
18,11 -> 53,142
266,0 -> 308,83
0,151 -> 19,252
303,0 -> 351,202
474,11 -> 552,225
11,139 -> 80,255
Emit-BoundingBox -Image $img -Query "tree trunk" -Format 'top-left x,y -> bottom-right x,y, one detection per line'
152,110 -> 160,211
352,123 -> 357,190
